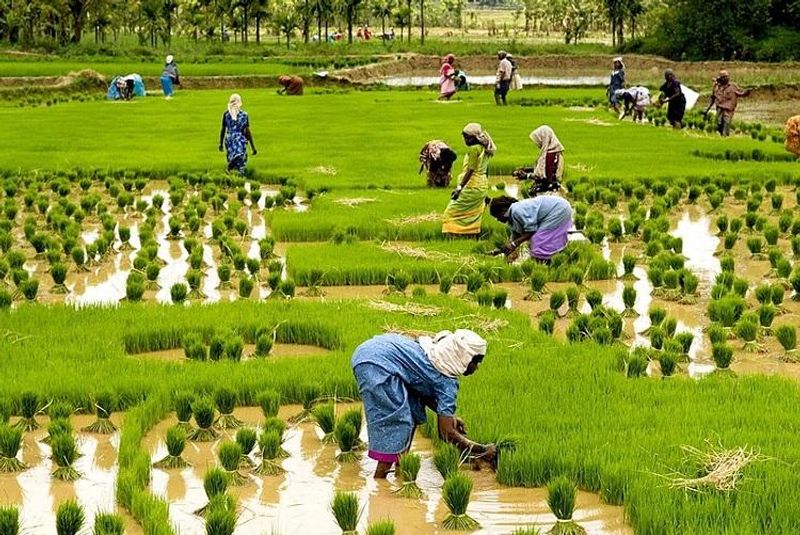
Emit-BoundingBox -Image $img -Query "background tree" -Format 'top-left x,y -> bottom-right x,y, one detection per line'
271,0 -> 298,47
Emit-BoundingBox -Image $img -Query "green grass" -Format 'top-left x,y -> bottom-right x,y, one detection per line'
0,89 -> 795,188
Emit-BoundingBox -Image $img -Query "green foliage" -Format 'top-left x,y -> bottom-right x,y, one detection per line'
93,512 -> 125,535
434,442 -> 462,479
442,473 -> 479,530
55,500 -> 85,535
331,491 -> 359,533
0,506 -> 19,535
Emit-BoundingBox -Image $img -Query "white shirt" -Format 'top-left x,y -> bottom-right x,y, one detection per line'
496,58 -> 513,83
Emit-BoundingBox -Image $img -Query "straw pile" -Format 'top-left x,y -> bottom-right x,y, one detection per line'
334,197 -> 375,207
387,212 -> 441,226
665,442 -> 767,493
367,299 -> 441,316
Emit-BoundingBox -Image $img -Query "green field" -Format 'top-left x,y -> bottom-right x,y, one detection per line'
2,84 -> 800,534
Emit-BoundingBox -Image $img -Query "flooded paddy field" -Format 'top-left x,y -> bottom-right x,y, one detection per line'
2,87 -> 800,534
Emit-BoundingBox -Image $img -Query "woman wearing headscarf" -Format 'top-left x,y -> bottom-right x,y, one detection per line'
218,94 -> 257,174
442,123 -> 496,236
277,75 -> 304,96
160,55 -> 180,99
785,115 -> 800,158
513,125 -> 565,196
607,57 -> 626,112
489,194 -> 573,263
658,69 -> 686,129
351,330 -> 496,478
439,54 -> 457,100
419,140 -> 458,187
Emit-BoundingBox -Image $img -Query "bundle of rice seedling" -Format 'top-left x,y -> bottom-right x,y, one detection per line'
512,528 -> 541,535
55,500 -> 84,535
214,388 -> 243,429
335,421 -> 359,463
0,506 -> 19,535
257,390 -> 281,419
549,292 -> 565,316
83,392 -> 116,434
93,512 -> 125,535
626,351 -> 648,378
433,443 -> 463,482
43,417 -> 73,446
775,325 -> 797,362
51,433 -> 81,481
584,289 -> 602,310
674,332 -> 695,356
366,519 -> 396,535
546,476 -> 585,534
735,319 -> 761,352
195,468 -> 229,516
154,426 -> 190,469
0,425 -> 25,472
526,265 -> 549,300
14,392 -> 41,432
712,343 -> 734,369
394,452 -> 423,498
217,440 -> 247,486
441,472 -> 479,530
205,504 -> 237,535
188,398 -> 219,442
538,311 -> 556,335
565,286 -> 580,316
263,417 -> 290,459
659,353 -> 678,377
254,430 -> 285,476
311,402 -> 336,443
341,408 -> 364,449
620,254 -> 636,280
331,491 -> 360,535
235,428 -> 257,468
621,284 -> 637,317
174,391 -> 195,431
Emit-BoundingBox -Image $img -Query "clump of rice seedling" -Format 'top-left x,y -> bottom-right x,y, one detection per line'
51,433 -> 81,481
735,319 -> 761,352
386,270 -> 410,294
331,491 -> 360,535
475,289 -> 493,307
174,391 -> 195,430
775,325 -> 797,362
334,421 -> 359,463
93,512 -> 125,535
434,442 -> 462,479
223,334 -> 244,362
254,333 -> 273,357
620,254 -> 636,279
188,398 -> 218,442
771,284 -> 785,308
182,332 -> 207,361
649,326 -> 665,350
790,269 -> 800,300
526,266 -> 549,300
546,476 -> 585,535
218,440 -> 247,486
712,343 -> 734,369
538,311 -> 556,335
758,305 -> 776,334
662,317 -> 678,338
441,472 -> 479,530
43,416 -> 73,446
83,391 -> 116,434
708,295 -> 746,328
14,391 -> 41,431
746,237 -> 764,259
288,386 -> 319,423
621,284 -> 637,317
0,425 -> 26,472
311,402 -> 336,443
171,282 -> 188,304
366,520 -> 396,535
512,528 -> 541,535
565,286 -> 580,316
674,332 -> 695,356
719,255 -> 734,273
493,289 -> 508,309
341,408 -> 364,448
465,272 -> 485,294
235,427 -> 257,468
55,500 -> 84,535
205,503 -> 237,535
549,291 -> 566,315
195,467 -> 229,516
394,452 -> 423,498
254,430 -> 285,475
584,288 -> 602,310
754,284 -> 772,305
257,390 -> 280,418
659,353 -> 678,377
0,506 -> 19,535
263,417 -> 290,459
439,274 -> 454,295
626,351 -> 648,378
154,425 -> 190,469
214,388 -> 243,429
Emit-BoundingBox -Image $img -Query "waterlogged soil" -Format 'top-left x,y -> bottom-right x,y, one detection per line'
133,343 -> 331,361
142,405 -> 629,535
0,413 -> 143,535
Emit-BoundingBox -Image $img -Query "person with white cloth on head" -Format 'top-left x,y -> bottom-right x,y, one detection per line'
160,55 -> 180,99
351,330 -> 497,478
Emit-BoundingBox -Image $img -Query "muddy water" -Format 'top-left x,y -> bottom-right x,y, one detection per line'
143,406 -> 629,535
132,343 -> 332,361
0,414 -> 142,535
670,208 -> 720,288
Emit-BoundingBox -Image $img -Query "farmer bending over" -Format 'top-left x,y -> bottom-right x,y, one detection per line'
512,126 -> 565,196
704,70 -> 750,136
278,75 -> 304,96
351,330 -> 496,478
489,195 -> 574,263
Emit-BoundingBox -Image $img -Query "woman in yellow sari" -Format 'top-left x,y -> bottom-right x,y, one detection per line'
442,123 -> 496,236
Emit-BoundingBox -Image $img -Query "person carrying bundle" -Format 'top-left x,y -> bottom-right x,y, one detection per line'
657,69 -> 686,129
704,70 -> 750,136
277,75 -> 304,96
512,125 -> 564,196
419,140 -> 458,187
438,54 -> 457,101
488,194 -> 574,263
351,330 -> 497,478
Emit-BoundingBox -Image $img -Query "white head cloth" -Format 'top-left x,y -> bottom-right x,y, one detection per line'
166,55 -> 174,64
530,125 -> 565,178
419,329 -> 487,378
228,93 -> 242,121
462,122 -> 497,157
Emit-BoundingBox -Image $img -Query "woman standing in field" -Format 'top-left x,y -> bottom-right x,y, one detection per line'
160,55 -> 180,99
658,69 -> 686,129
351,330 -> 497,478
218,94 -> 257,174
489,194 -> 574,263
607,57 -> 626,113
442,123 -> 496,236
439,54 -> 457,100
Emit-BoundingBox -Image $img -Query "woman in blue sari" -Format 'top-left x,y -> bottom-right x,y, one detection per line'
351,329 -> 497,478
218,94 -> 257,173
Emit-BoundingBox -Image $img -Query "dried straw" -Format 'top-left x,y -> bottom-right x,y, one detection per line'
386,212 -> 441,226
367,300 -> 441,317
382,323 -> 435,338
333,197 -> 375,207
660,441 -> 768,493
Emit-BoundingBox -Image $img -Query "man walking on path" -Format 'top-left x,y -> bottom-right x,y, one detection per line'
705,70 -> 750,136
495,51 -> 513,106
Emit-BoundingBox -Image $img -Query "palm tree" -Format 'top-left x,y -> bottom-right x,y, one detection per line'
370,0 -> 392,35
339,0 -> 362,44
271,0 -> 298,47
251,0 -> 268,43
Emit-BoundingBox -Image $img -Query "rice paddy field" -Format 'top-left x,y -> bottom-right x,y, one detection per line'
2,73 -> 800,535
